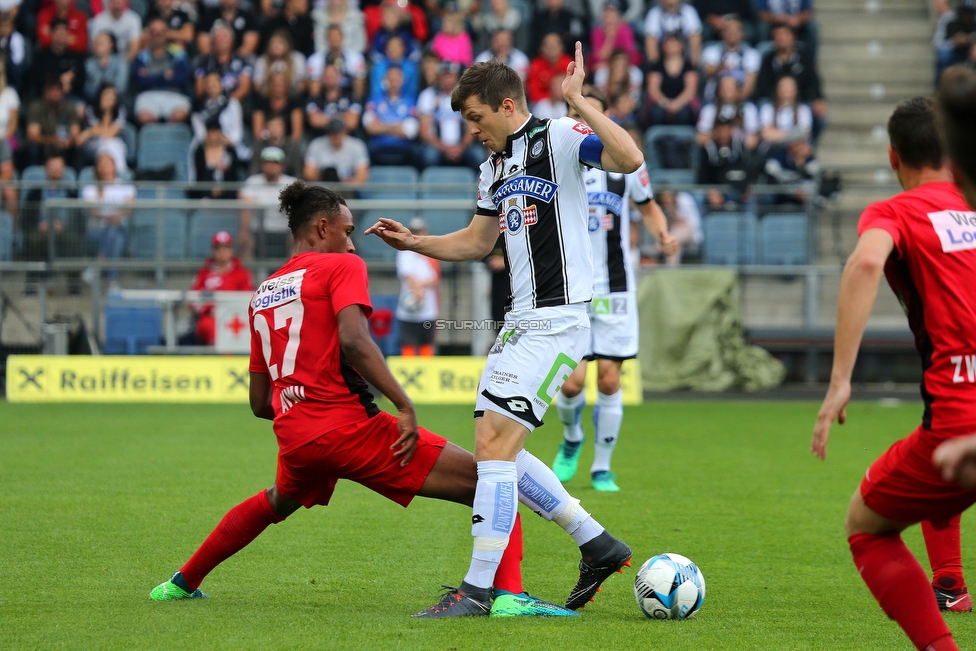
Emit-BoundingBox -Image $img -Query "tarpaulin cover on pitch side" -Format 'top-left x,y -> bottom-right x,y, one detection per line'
637,268 -> 785,392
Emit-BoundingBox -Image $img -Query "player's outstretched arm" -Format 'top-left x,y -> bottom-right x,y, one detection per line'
364,213 -> 498,262
639,199 -> 678,256
562,41 -> 644,174
811,228 -> 894,460
336,304 -> 419,466
934,435 -> 976,487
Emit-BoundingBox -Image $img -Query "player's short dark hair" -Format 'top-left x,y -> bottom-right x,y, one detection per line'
887,96 -> 944,170
580,85 -> 606,112
451,59 -> 527,113
937,66 -> 976,188
278,181 -> 347,237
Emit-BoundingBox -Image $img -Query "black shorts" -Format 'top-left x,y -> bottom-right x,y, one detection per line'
399,319 -> 433,346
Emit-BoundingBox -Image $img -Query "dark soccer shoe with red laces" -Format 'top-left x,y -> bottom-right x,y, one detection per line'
566,532 -> 633,610
412,582 -> 492,618
935,586 -> 973,612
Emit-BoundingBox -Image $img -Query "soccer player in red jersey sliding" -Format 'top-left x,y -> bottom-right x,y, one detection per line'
150,181 -> 576,618
812,96 -> 976,651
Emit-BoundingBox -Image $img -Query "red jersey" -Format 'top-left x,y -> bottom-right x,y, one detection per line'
248,252 -> 379,454
191,257 -> 254,315
858,181 -> 976,430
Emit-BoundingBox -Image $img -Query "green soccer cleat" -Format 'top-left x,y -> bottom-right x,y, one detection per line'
150,572 -> 208,601
591,470 -> 620,492
552,440 -> 583,482
491,590 -> 580,617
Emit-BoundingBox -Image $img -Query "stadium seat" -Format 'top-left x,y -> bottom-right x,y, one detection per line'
419,167 -> 476,235
188,209 -> 240,258
644,126 -> 700,171
0,211 -> 12,261
703,212 -> 757,265
760,213 -> 809,265
364,166 -> 419,200
648,168 -> 696,187
137,124 -> 192,181
103,300 -> 162,354
354,210 -> 410,261
121,123 -> 138,166
136,186 -> 185,200
130,209 -> 188,259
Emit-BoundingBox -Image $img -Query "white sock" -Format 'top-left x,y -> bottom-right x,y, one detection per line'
515,450 -> 605,546
463,460 -> 518,589
555,390 -> 586,443
591,389 -> 623,474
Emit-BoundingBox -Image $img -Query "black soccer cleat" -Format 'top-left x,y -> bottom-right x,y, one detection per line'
565,531 -> 633,610
412,582 -> 492,618
934,586 -> 972,612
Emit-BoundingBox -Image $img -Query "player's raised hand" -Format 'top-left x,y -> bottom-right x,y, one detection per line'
392,406 -> 419,466
933,434 -> 976,487
562,41 -> 586,103
659,232 -> 679,257
811,380 -> 851,460
364,217 -> 416,251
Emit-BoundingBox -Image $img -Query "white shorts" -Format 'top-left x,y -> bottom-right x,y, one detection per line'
583,292 -> 639,361
134,91 -> 192,120
474,304 -> 590,431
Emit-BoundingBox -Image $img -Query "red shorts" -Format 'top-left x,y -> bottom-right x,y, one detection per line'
275,411 -> 447,509
860,425 -> 976,526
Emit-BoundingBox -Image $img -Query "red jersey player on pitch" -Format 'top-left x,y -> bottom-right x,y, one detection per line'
150,182 -> 576,618
812,96 -> 976,651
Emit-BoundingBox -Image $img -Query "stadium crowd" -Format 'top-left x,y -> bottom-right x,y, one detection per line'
0,0 -> 825,263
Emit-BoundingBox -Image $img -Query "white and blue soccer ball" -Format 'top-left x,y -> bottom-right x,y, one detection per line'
634,553 -> 705,620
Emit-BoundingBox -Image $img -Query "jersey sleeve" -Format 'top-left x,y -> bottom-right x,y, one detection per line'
628,163 -> 654,205
476,167 -> 497,217
329,254 -> 374,318
248,306 -> 268,373
550,116 -> 605,170
858,200 -> 904,254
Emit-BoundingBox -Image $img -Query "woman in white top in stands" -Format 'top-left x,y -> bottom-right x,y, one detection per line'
81,151 -> 136,280
77,84 -> 129,172
758,75 -> 812,146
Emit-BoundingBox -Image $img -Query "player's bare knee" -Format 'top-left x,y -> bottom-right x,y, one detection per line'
561,378 -> 584,397
266,486 -> 301,519
596,361 -> 622,394
474,413 -> 528,461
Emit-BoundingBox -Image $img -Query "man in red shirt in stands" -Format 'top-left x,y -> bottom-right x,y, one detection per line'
151,182 -> 574,618
812,96 -> 976,651
38,0 -> 89,54
190,231 -> 254,346
527,33 -> 572,106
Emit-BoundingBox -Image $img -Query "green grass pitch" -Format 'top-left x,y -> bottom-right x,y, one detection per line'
2,399 -> 976,650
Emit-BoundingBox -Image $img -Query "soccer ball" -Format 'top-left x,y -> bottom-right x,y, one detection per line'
634,553 -> 705,619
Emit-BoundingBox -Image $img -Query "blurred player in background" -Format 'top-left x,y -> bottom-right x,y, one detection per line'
812,97 -> 976,650
552,87 -> 677,493
367,47 -> 641,616
152,182 -> 575,618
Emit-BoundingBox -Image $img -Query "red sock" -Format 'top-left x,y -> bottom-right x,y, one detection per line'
180,490 -> 285,590
849,533 -> 958,651
922,515 -> 966,591
494,513 -> 524,594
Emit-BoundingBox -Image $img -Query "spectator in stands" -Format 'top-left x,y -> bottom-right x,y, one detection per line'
369,0 -> 420,61
305,63 -> 362,139
694,0 -> 755,42
37,0 -> 88,55
701,17 -> 760,101
698,73 -> 759,150
90,0 -> 144,62
396,217 -> 439,357
472,0 -> 521,53
303,117 -> 369,182
189,231 -> 254,345
306,24 -> 368,100
260,0 -> 314,57
253,30 -> 307,96
643,0 -> 702,65
365,0 -> 428,51
253,71 -> 303,144
533,73 -> 569,119
84,31 -> 129,103
758,74 -> 812,148
0,64 -> 17,151
0,131 -> 13,225
194,25 -> 253,102
362,65 -> 420,168
639,32 -> 698,129
249,114 -> 302,177
756,0 -> 815,51
754,23 -> 825,138
763,135 -> 818,205
606,89 -> 638,125
369,34 -> 420,103
196,0 -> 259,57
698,115 -> 751,209
419,50 -> 442,92
532,0 -> 589,55
131,18 -> 192,126
145,0 -> 195,51
33,18 -> 87,99
239,146 -> 299,259
474,28 -> 529,80
189,119 -> 241,199
77,84 -> 128,172
81,151 -> 135,282
528,32 -> 572,106
26,152 -> 76,264
430,3 -> 473,66
937,0 -> 976,79
191,71 -> 249,161
0,12 -> 26,92
417,60 -> 483,170
313,0 -> 366,54
653,189 -> 701,265
590,0 -> 639,70
25,76 -> 81,168
595,48 -> 643,99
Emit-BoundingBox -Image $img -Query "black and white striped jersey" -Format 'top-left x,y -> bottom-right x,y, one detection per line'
584,162 -> 653,295
475,115 -> 605,312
